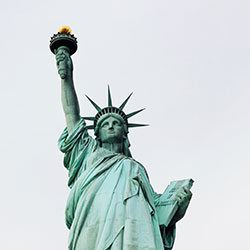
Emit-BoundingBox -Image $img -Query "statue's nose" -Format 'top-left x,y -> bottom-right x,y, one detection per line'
108,122 -> 114,129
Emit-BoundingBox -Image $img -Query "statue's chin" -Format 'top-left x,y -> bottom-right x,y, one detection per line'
102,140 -> 122,144
101,136 -> 123,144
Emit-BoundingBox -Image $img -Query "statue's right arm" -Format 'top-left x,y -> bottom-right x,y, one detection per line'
56,47 -> 80,133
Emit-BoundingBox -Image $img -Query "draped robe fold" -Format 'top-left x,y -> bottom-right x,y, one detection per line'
58,118 -> 176,250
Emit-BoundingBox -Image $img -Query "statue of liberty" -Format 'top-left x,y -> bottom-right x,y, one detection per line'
51,27 -> 193,250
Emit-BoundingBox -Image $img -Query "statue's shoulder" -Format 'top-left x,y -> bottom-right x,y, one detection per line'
121,156 -> 148,174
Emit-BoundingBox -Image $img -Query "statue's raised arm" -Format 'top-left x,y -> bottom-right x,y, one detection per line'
55,47 -> 80,132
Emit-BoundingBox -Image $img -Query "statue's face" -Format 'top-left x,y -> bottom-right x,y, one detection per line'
99,116 -> 125,143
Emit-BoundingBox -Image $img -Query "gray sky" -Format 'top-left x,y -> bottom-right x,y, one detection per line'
1,0 -> 250,249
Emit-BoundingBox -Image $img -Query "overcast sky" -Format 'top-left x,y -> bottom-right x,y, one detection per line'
1,0 -> 250,249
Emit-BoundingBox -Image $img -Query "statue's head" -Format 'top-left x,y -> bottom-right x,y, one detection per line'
96,114 -> 127,144
84,86 -> 148,156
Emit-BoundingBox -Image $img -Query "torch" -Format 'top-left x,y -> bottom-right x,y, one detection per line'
50,26 -> 78,79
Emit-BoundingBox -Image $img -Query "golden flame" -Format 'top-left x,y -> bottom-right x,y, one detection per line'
58,26 -> 72,34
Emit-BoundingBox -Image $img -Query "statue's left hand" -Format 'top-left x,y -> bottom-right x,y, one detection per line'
170,187 -> 192,225
176,186 -> 192,206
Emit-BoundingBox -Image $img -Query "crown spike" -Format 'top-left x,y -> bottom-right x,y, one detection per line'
85,125 -> 95,130
108,85 -> 112,107
128,123 -> 149,128
83,117 -> 95,121
119,92 -> 133,110
126,108 -> 145,119
85,95 -> 101,112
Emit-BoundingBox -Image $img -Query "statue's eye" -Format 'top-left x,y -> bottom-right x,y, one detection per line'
113,121 -> 121,126
101,122 -> 109,128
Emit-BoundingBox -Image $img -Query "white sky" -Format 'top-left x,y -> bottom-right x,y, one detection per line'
1,0 -> 250,249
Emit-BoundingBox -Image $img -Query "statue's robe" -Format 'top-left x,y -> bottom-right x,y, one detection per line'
59,119 -> 176,250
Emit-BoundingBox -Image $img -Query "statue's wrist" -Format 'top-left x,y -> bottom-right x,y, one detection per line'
67,70 -> 73,78
61,71 -> 73,82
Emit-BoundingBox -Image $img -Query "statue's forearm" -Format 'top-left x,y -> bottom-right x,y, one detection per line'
61,75 -> 80,132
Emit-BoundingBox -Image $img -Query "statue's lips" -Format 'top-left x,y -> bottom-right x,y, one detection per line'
107,131 -> 115,134
106,131 -> 119,136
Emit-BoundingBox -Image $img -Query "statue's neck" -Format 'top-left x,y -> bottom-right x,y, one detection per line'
101,142 -> 123,154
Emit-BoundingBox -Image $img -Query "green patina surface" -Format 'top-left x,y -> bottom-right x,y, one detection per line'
52,29 -> 193,250
59,119 -> 176,250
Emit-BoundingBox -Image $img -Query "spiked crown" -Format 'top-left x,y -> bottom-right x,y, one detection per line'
84,86 -> 148,134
